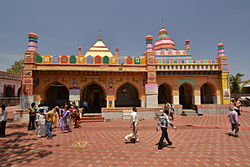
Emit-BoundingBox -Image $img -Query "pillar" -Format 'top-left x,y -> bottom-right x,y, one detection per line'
140,95 -> 146,108
172,86 -> 179,105
194,86 -> 201,105
106,95 -> 115,108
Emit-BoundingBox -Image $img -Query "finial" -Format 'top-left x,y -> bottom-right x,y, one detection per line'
98,29 -> 102,41
161,19 -> 165,29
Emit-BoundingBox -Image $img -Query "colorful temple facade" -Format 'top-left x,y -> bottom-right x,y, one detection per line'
20,25 -> 230,118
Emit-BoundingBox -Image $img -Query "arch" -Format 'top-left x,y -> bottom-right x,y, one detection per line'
103,56 -> 109,64
17,87 -> 21,97
86,56 -> 93,64
95,56 -> 102,64
200,82 -> 216,104
115,83 -> 141,107
179,82 -> 193,109
36,55 -> 42,63
44,82 -> 69,108
70,55 -> 76,63
4,85 -> 14,97
158,83 -> 172,104
81,82 -> 106,113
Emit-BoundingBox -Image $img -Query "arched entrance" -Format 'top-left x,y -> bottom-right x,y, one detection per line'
5,85 -> 14,97
201,83 -> 215,104
179,83 -> 193,109
45,82 -> 69,108
82,83 -> 106,113
17,87 -> 21,97
158,84 -> 172,104
115,83 -> 140,107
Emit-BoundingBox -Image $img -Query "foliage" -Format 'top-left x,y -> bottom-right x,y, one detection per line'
6,59 -> 24,75
230,73 -> 250,98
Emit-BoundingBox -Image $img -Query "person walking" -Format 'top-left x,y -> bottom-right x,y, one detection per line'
228,107 -> 240,137
0,104 -> 8,138
164,102 -> 174,120
125,107 -> 139,143
28,103 -> 37,130
157,110 -> 177,150
36,108 -> 46,138
45,109 -> 54,139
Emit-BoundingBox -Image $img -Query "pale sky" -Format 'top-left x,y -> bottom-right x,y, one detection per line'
0,0 -> 249,79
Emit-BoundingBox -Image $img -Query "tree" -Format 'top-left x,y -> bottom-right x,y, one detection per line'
230,73 -> 250,98
6,59 -> 24,75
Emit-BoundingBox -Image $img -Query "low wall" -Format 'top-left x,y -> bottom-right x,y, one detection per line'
0,97 -> 20,106
13,110 -> 29,122
197,104 -> 230,115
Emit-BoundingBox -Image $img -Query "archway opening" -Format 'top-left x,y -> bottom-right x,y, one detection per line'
45,82 -> 69,108
158,84 -> 172,104
82,83 -> 106,113
115,83 -> 140,107
201,83 -> 215,104
17,88 -> 21,97
179,83 -> 193,109
5,85 -> 14,97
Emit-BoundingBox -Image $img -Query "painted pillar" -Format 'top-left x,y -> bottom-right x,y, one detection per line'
20,32 -> 40,109
194,86 -> 201,105
217,43 -> 230,104
172,86 -> 179,105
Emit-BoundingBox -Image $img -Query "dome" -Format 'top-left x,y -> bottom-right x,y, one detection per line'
217,43 -> 224,47
28,32 -> 38,38
145,35 -> 153,40
154,26 -> 176,50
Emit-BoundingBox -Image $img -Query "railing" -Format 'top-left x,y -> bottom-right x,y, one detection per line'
156,64 -> 220,71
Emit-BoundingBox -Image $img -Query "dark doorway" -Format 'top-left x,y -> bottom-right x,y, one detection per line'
5,85 -> 14,97
179,83 -> 193,109
201,83 -> 214,104
115,83 -> 140,107
45,82 -> 69,108
82,83 -> 106,113
158,84 -> 172,104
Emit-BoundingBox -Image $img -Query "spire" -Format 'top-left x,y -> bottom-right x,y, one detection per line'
161,19 -> 165,29
98,29 -> 102,41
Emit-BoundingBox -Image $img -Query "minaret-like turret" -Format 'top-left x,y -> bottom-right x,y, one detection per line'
185,40 -> 191,51
27,32 -> 38,51
115,48 -> 119,57
78,47 -> 83,56
145,35 -> 153,52
217,43 -> 225,57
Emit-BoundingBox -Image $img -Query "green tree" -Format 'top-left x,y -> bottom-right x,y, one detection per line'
230,73 -> 250,98
6,59 -> 24,75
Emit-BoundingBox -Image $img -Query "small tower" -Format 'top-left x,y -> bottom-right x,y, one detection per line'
78,47 -> 83,56
185,40 -> 191,51
217,43 -> 225,57
27,32 -> 38,51
115,48 -> 119,57
145,35 -> 153,52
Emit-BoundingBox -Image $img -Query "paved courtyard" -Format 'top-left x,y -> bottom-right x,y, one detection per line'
1,108 -> 250,167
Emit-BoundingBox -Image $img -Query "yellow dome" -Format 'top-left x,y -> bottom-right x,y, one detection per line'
84,40 -> 113,57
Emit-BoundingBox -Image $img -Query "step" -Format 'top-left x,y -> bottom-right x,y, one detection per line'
79,119 -> 104,123
80,117 -> 104,120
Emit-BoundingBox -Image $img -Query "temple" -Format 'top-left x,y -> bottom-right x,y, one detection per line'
20,25 -> 230,118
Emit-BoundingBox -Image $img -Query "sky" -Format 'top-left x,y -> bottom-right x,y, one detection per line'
0,0 -> 249,79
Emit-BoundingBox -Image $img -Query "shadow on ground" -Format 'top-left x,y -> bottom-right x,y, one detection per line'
0,131 -> 59,166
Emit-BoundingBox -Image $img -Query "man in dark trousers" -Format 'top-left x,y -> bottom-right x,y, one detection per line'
0,104 -> 8,138
157,110 -> 177,150
28,103 -> 36,130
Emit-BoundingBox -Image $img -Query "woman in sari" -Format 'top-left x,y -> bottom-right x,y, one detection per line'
60,105 -> 72,133
36,108 -> 46,137
52,106 -> 60,128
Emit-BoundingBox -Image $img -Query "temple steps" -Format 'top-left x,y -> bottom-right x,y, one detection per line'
181,109 -> 198,116
79,113 -> 104,122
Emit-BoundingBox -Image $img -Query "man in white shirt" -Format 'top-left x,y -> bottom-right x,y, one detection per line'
125,107 -> 139,143
0,104 -> 8,138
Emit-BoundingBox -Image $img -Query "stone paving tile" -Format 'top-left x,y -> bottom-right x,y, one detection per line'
1,110 -> 250,166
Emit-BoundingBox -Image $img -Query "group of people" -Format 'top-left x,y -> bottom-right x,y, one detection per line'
28,103 -> 82,139
124,102 -> 176,150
